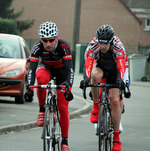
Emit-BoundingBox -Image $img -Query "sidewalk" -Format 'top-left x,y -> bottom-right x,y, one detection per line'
0,73 -> 150,135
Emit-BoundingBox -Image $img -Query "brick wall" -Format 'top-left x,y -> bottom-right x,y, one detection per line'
12,0 -> 141,55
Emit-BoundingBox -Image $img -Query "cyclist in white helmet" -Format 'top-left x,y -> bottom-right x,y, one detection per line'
25,21 -> 74,151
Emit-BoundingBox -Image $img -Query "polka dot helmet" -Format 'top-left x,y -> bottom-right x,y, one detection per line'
38,21 -> 59,38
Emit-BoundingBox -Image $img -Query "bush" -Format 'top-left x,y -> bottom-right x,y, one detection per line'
0,18 -> 20,35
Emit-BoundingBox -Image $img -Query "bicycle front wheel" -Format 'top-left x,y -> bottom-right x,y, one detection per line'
97,104 -> 107,151
43,107 -> 54,151
54,109 -> 61,151
105,110 -> 113,151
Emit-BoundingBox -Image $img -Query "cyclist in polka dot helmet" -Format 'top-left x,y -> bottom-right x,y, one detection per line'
25,21 -> 74,151
39,21 -> 59,38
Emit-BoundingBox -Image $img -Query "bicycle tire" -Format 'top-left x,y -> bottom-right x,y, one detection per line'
97,104 -> 107,151
53,109 -> 61,151
105,110 -> 113,151
43,107 -> 54,151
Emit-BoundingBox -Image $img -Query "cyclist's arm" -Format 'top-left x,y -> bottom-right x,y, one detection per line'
83,38 -> 99,80
116,50 -> 125,80
28,56 -> 39,85
84,51 -> 95,79
63,57 -> 74,87
123,55 -> 129,83
62,44 -> 74,87
113,36 -> 126,81
28,41 -> 41,86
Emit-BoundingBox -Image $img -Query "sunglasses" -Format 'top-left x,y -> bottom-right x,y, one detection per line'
42,38 -> 55,43
98,39 -> 109,45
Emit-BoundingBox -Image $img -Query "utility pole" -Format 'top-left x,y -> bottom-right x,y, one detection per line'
72,0 -> 81,70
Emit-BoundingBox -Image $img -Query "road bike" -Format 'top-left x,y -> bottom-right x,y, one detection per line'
82,82 -> 131,151
30,78 -> 72,151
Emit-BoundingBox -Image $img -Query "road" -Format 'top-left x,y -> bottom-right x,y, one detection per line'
0,85 -> 150,151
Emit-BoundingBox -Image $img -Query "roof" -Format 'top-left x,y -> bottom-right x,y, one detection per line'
123,0 -> 150,9
119,0 -> 142,25
0,33 -> 21,40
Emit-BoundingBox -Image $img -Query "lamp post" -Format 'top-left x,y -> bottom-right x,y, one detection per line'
72,0 -> 81,70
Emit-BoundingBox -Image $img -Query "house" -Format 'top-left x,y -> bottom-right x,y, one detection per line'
12,0 -> 141,55
123,0 -> 150,55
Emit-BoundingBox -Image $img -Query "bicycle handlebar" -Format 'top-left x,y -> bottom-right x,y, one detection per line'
30,84 -> 67,90
29,83 -> 73,101
82,82 -> 131,99
86,83 -> 117,88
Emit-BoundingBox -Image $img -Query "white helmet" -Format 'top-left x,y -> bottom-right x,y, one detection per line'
38,21 -> 59,38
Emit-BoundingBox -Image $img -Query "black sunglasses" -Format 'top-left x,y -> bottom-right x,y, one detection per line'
42,38 -> 55,43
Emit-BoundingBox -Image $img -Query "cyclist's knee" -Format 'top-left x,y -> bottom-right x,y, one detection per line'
36,68 -> 51,84
91,68 -> 103,83
111,97 -> 120,111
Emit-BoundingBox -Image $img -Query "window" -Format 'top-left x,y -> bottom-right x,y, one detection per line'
21,39 -> 30,58
0,38 -> 21,58
145,19 -> 150,31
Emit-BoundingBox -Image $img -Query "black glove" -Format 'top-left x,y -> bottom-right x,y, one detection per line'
116,79 -> 125,90
64,90 -> 74,101
24,86 -> 34,102
124,80 -> 131,98
80,78 -> 90,89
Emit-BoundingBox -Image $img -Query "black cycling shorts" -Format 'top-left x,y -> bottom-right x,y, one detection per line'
96,64 -> 121,85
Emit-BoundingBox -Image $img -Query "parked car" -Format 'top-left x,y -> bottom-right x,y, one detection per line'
0,33 -> 30,104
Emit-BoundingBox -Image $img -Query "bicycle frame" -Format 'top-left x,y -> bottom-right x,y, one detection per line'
98,86 -> 113,151
81,81 -> 131,151
30,81 -> 69,151
43,85 -> 61,151
82,83 -> 122,151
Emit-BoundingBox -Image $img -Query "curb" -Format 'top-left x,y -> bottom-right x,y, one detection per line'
0,95 -> 91,136
70,94 -> 92,119
131,82 -> 150,87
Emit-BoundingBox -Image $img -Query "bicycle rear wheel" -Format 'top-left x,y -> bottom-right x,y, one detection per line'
43,107 -> 54,151
97,104 -> 107,151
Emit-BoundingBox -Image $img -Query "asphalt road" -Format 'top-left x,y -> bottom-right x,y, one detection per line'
0,85 -> 150,151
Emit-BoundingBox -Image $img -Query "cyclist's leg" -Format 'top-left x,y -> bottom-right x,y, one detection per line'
55,68 -> 72,150
119,99 -> 124,133
107,70 -> 122,150
109,88 -> 122,150
57,89 -> 69,144
36,66 -> 51,126
91,67 -> 103,100
90,67 -> 104,123
109,88 -> 121,131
